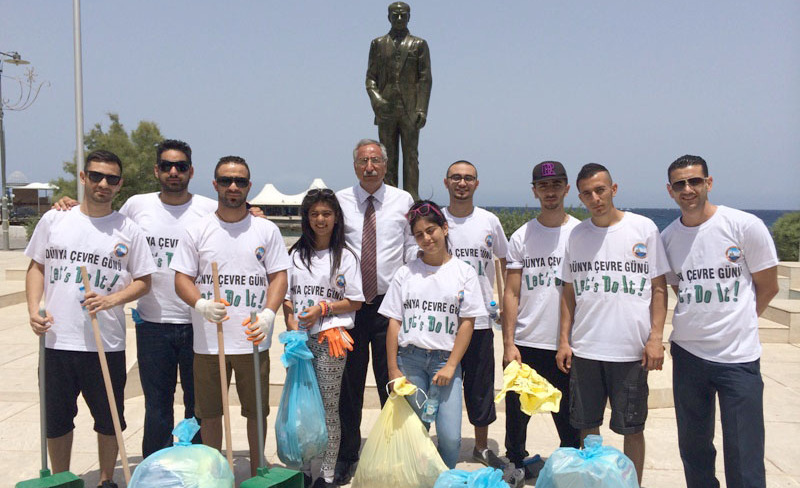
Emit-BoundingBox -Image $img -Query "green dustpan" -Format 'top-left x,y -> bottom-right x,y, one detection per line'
16,334 -> 84,487
240,316 -> 303,488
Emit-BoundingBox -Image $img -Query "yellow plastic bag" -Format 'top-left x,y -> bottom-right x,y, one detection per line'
351,377 -> 448,488
494,360 -> 562,415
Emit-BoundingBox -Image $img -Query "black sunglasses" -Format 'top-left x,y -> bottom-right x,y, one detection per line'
670,177 -> 707,192
216,176 -> 250,188
86,170 -> 122,185
306,188 -> 335,197
158,160 -> 191,173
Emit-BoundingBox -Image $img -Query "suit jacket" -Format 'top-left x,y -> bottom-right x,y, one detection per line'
366,31 -> 432,125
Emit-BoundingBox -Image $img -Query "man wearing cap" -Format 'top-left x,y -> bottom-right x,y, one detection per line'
556,163 -> 669,485
366,1 -> 432,200
442,160 -> 508,469
661,155 -> 778,488
502,161 -> 582,480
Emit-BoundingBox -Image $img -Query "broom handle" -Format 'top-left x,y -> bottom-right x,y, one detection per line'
212,262 -> 235,471
252,311 -> 265,469
495,258 -> 505,305
80,266 -> 131,484
38,329 -> 48,472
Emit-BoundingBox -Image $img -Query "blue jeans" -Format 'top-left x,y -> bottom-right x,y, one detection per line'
671,343 -> 765,488
397,345 -> 463,469
136,321 -> 198,458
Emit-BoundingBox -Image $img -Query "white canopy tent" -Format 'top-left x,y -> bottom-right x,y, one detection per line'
248,178 -> 328,206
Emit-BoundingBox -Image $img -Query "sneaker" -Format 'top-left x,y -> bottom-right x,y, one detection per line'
503,467 -> 526,488
98,482 -> 118,488
473,447 -> 505,469
312,477 -> 336,488
520,456 -> 545,480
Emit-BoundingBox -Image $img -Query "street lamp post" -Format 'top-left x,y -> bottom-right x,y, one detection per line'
0,51 -> 30,250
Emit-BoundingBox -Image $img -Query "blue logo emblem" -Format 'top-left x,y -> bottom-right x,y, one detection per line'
726,246 -> 742,263
457,290 -> 464,304
335,274 -> 346,287
113,243 -> 128,258
255,246 -> 266,261
485,235 -> 493,248
632,243 -> 647,259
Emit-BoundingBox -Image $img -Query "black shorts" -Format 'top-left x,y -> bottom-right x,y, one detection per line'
569,356 -> 648,435
460,328 -> 497,427
44,348 -> 127,438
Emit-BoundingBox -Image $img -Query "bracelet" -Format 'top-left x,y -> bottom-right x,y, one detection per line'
319,301 -> 329,317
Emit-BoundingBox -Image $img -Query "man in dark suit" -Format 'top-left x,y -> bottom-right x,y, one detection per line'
366,1 -> 432,201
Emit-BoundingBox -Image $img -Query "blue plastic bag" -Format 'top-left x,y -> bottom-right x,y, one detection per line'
535,435 -> 639,488
434,467 -> 507,488
275,330 -> 328,467
129,418 -> 234,487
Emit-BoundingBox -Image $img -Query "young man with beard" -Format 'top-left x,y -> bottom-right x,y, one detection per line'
26,150 -> 155,488
502,161 -> 581,480
661,155 -> 778,488
441,160 -> 508,468
172,156 -> 290,476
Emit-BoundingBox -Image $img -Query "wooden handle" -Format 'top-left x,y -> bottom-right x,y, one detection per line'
211,262 -> 234,471
80,266 -> 131,483
495,259 -> 505,305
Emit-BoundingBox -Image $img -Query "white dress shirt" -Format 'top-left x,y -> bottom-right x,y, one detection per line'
337,183 -> 416,296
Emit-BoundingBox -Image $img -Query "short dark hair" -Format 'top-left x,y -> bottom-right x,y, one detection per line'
157,139 -> 192,163
85,150 -> 122,173
214,155 -> 250,179
667,155 -> 708,181
576,163 -> 610,188
446,160 -> 478,178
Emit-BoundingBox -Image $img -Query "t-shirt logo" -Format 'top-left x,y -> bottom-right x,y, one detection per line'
485,234 -> 493,248
335,274 -> 346,287
725,246 -> 742,263
255,246 -> 266,261
457,290 -> 464,305
114,243 -> 128,258
542,163 -> 555,177
632,243 -> 647,259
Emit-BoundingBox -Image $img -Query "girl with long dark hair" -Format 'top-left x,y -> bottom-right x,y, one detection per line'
282,188 -> 363,488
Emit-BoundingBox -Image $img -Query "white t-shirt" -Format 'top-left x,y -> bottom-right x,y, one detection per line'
444,206 -> 509,330
379,257 -> 486,351
120,192 -> 217,324
170,214 -> 291,354
507,216 -> 581,350
285,248 -> 365,336
562,212 -> 670,362
661,205 -> 778,363
25,207 -> 156,352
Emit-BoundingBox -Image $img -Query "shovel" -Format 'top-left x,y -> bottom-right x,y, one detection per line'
15,318 -> 84,488
240,311 -> 303,488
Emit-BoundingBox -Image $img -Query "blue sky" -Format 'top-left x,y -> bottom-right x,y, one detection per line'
2,0 -> 798,209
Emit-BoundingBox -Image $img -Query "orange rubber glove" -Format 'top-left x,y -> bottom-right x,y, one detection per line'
318,327 -> 354,358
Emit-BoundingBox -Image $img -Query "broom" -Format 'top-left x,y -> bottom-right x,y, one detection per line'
240,311 -> 303,488
15,312 -> 84,488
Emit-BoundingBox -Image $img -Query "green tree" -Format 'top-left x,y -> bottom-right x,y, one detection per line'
772,211 -> 800,261
51,113 -> 163,209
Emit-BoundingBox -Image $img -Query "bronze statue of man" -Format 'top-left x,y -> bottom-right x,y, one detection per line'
366,1 -> 432,200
